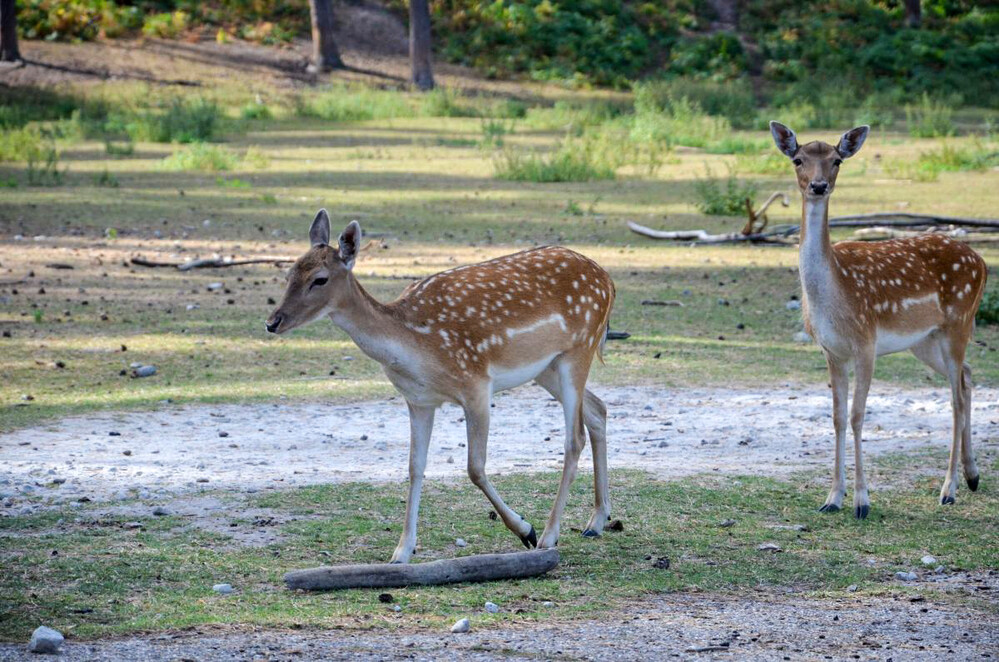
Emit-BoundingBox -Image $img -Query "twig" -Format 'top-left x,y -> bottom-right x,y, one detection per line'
741,191 -> 790,235
627,221 -> 795,245
131,256 -> 296,270
641,300 -> 684,307
829,213 -> 999,229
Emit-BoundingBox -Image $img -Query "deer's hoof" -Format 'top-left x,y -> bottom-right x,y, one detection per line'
818,503 -> 841,513
520,526 -> 537,549
581,528 -> 600,538
967,475 -> 980,492
853,504 -> 870,520
940,495 -> 956,506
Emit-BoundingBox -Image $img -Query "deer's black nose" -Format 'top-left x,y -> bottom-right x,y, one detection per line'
265,314 -> 283,334
809,181 -> 828,195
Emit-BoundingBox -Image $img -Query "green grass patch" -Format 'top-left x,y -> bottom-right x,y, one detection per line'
694,167 -> 759,216
2,457 -> 996,640
493,135 -> 619,182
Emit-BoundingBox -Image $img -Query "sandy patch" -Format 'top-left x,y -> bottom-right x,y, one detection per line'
3,384 -> 998,512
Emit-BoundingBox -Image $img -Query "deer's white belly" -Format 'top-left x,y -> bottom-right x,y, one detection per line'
875,327 -> 935,356
489,353 -> 558,393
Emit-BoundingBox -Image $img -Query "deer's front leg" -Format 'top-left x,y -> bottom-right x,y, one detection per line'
390,402 -> 435,564
820,354 -> 849,513
850,348 -> 876,519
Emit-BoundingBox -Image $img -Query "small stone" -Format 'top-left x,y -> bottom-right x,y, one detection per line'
786,300 -> 801,311
718,519 -> 736,528
207,282 -> 223,291
484,601 -> 499,613
131,365 -> 156,378
378,593 -> 394,603
934,565 -> 946,574
542,601 -> 554,607
450,618 -> 470,633
218,431 -> 229,438
212,583 -> 234,594
757,543 -> 782,553
28,626 -> 63,654
392,604 -> 402,612
895,571 -> 918,581
920,555 -> 937,566
455,538 -> 467,548
123,522 -> 143,530
652,557 -> 671,570
122,450 -> 132,456
152,506 -> 169,516
847,584 -> 858,592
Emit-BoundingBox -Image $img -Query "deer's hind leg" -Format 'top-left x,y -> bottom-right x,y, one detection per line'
911,335 -> 972,504
535,352 -> 591,549
536,370 -> 611,538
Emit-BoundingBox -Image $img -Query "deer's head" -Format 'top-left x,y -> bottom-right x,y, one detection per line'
769,121 -> 869,200
265,209 -> 360,334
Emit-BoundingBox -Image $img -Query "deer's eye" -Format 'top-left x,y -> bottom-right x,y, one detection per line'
310,277 -> 328,290
833,159 -> 843,167
792,158 -> 803,167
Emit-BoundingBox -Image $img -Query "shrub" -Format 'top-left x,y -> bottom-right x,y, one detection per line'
240,101 -> 273,120
978,286 -> 999,326
301,85 -> 413,122
906,93 -> 956,138
630,87 -> 730,149
636,77 -> 757,128
158,143 -> 239,172
479,119 -> 514,149
884,138 -> 999,181
129,97 -> 223,143
705,135 -> 767,155
419,88 -> 476,118
694,166 -> 758,216
524,100 -> 619,133
0,126 -> 65,185
142,11 -> 189,38
493,133 -> 619,182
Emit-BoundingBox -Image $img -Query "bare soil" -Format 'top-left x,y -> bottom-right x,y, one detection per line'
0,592 -> 996,660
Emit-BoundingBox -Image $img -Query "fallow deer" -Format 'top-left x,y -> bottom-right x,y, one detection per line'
266,210 -> 616,561
770,121 -> 988,518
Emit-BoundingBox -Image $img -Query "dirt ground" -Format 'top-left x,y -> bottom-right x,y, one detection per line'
1,592 -> 997,661
4,383 -> 998,513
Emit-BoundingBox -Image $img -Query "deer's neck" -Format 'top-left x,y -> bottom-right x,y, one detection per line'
798,196 -> 838,303
327,275 -> 407,367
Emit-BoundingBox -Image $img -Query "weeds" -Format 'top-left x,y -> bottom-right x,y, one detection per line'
705,135 -> 768,155
630,88 -> 730,150
419,88 -> 476,118
158,143 -> 239,172
524,100 -> 618,134
884,138 -> 999,182
301,85 -> 413,122
104,139 -> 135,157
694,166 -> 758,216
240,101 -> 273,120
94,168 -> 119,188
906,93 -> 956,138
129,97 -> 223,143
242,146 -> 270,169
735,152 -> 788,175
978,287 -> 999,325
479,119 -> 514,148
1,126 -> 65,185
493,133 -> 619,182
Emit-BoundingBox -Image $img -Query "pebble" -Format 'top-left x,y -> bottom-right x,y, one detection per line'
450,618 -> 470,634
28,626 -> 63,654
131,365 -> 157,378
847,584 -> 858,592
786,300 -> 801,311
455,538 -> 467,548
921,555 -> 937,566
392,605 -> 402,612
212,584 -> 234,594
152,506 -> 169,516
484,602 -> 499,613
895,571 -> 918,581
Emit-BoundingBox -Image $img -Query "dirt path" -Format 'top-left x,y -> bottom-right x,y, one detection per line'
1,592 -> 996,661
3,384 -> 998,514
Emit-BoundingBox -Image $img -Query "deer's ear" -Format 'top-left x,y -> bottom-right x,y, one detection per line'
769,121 -> 799,158
836,125 -> 869,159
309,209 -> 331,247
338,220 -> 361,269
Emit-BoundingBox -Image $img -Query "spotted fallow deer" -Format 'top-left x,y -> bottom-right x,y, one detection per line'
769,121 -> 988,519
265,210 -> 616,561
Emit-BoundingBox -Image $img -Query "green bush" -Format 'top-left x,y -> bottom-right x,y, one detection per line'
735,152 -> 790,176
636,77 -> 757,128
158,143 -> 239,172
493,133 -> 619,182
978,286 -> 999,326
705,135 -> 768,155
524,100 -> 620,133
301,85 -> 414,122
142,11 -> 189,38
128,97 -> 223,143
419,88 -> 477,118
906,93 -> 956,138
884,138 -> 999,182
240,101 -> 273,121
630,87 -> 730,149
694,166 -> 758,216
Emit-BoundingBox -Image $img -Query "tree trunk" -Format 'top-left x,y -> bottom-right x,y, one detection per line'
707,0 -> 738,30
904,0 -> 921,28
309,0 -> 343,71
0,0 -> 20,63
409,0 -> 434,91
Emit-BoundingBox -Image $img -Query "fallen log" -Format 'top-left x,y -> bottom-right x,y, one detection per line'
829,213 -> 999,229
626,221 -> 796,244
641,300 -> 684,307
284,549 -> 559,591
131,256 -> 295,270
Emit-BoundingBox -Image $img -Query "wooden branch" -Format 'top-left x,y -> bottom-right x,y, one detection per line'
641,300 -> 684,307
627,221 -> 793,245
284,549 -> 559,591
829,213 -> 999,229
131,256 -> 295,270
741,191 -> 790,235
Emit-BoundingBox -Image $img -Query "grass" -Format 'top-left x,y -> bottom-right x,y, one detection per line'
1,81 -> 998,431
1,453 -> 996,641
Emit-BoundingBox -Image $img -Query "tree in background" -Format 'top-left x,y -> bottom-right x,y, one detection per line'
904,0 -> 921,28
0,0 -> 20,62
707,0 -> 739,30
309,0 -> 343,71
410,0 -> 434,90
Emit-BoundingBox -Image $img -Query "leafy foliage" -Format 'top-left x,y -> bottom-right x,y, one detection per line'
694,166 -> 758,216
978,286 -> 999,326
